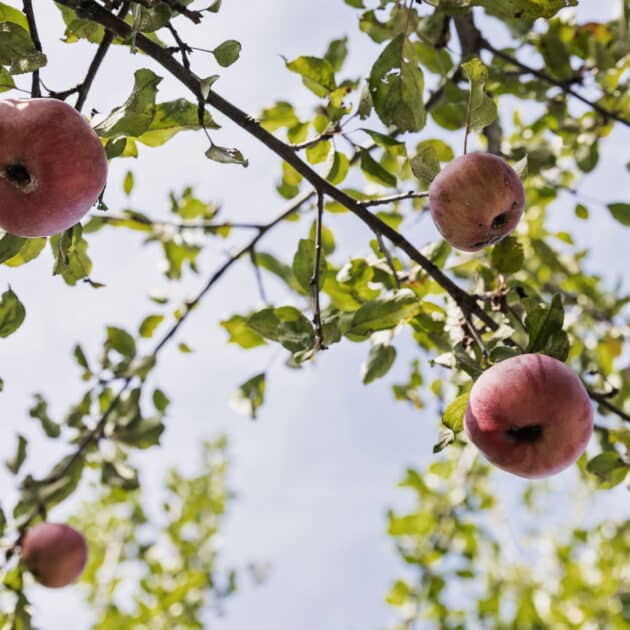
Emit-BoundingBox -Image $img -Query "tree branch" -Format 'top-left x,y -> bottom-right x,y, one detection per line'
22,0 -> 42,97
55,0 -> 493,330
483,40 -> 630,128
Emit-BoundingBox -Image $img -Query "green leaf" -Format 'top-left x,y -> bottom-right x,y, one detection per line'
139,315 -> 164,338
368,34 -> 425,132
491,236 -> 524,274
107,326 -> 137,358
575,203 -> 589,220
586,452 -> 629,488
230,372 -> 266,419
411,144 -> 441,186
123,170 -> 134,195
442,393 -> 469,433
362,344 -> 397,384
152,388 -> 170,412
102,460 -> 140,490
114,416 -> 165,449
94,68 -> 162,138
205,143 -> 249,167
360,149 -> 397,187
138,98 -> 219,147
29,394 -> 61,438
285,55 -> 337,97
324,36 -> 348,72
51,225 -> 93,286
292,238 -> 327,293
221,315 -> 267,349
213,39 -> 242,67
524,294 -> 569,360
0,233 -> 26,263
0,22 -> 47,74
247,306 -> 315,353
348,289 -> 421,337
608,203 -> 630,226
6,434 -> 27,475
474,0 -> 577,20
132,4 -> 171,32
3,237 -> 45,267
326,151 -> 350,185
0,287 -> 25,337
433,427 -> 456,453
461,57 -> 498,132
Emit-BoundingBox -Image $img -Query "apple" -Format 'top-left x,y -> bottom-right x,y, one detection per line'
428,152 -> 525,252
0,98 -> 107,237
21,522 -> 88,588
464,353 -> 593,478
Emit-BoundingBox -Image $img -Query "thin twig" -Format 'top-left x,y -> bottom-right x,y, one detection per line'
167,22 -> 191,69
358,191 -> 429,207
22,1 -> 42,97
292,127 -> 339,151
483,41 -> 630,128
95,213 -> 265,232
588,389 -> 630,423
310,191 -> 326,351
250,248 -> 268,304
76,1 -> 131,112
376,233 -> 401,290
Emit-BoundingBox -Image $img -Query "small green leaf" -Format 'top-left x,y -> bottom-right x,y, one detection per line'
107,326 -> 137,358
0,287 -> 25,338
221,315 -> 267,349
29,394 -> 61,438
360,149 -> 397,188
587,451 -> 629,488
411,144 -> 440,186
491,236 -> 524,274
94,68 -> 162,139
0,233 -> 25,263
6,434 -> 27,475
285,55 -> 337,97
0,22 -> 47,74
51,224 -> 93,286
575,203 -> 589,220
461,57 -> 498,132
206,143 -> 249,167
326,151 -> 350,185
230,372 -> 266,419
608,203 -> 630,226
247,306 -> 315,353
368,34 -> 425,132
213,39 -> 241,67
123,170 -> 134,195
362,344 -> 397,384
292,238 -> 327,293
152,388 -> 170,412
442,393 -> 469,433
139,314 -> 164,338
348,289 -> 421,337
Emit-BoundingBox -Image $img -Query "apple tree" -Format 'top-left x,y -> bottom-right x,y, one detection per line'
0,0 -> 628,627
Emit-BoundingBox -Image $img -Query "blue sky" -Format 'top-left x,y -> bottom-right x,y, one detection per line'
0,1 -> 628,628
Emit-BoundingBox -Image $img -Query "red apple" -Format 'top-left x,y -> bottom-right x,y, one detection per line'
0,98 -> 107,237
21,522 -> 88,588
464,353 -> 593,478
428,152 -> 525,252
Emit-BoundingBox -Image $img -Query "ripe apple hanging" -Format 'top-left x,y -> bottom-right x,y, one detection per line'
464,353 -> 593,479
21,522 -> 88,588
429,152 -> 525,252
0,98 -> 108,237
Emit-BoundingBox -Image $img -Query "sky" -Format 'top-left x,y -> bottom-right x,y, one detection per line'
0,1 -> 628,629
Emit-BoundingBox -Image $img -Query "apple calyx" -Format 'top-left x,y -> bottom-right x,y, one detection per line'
506,424 -> 542,443
1,162 -> 37,194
